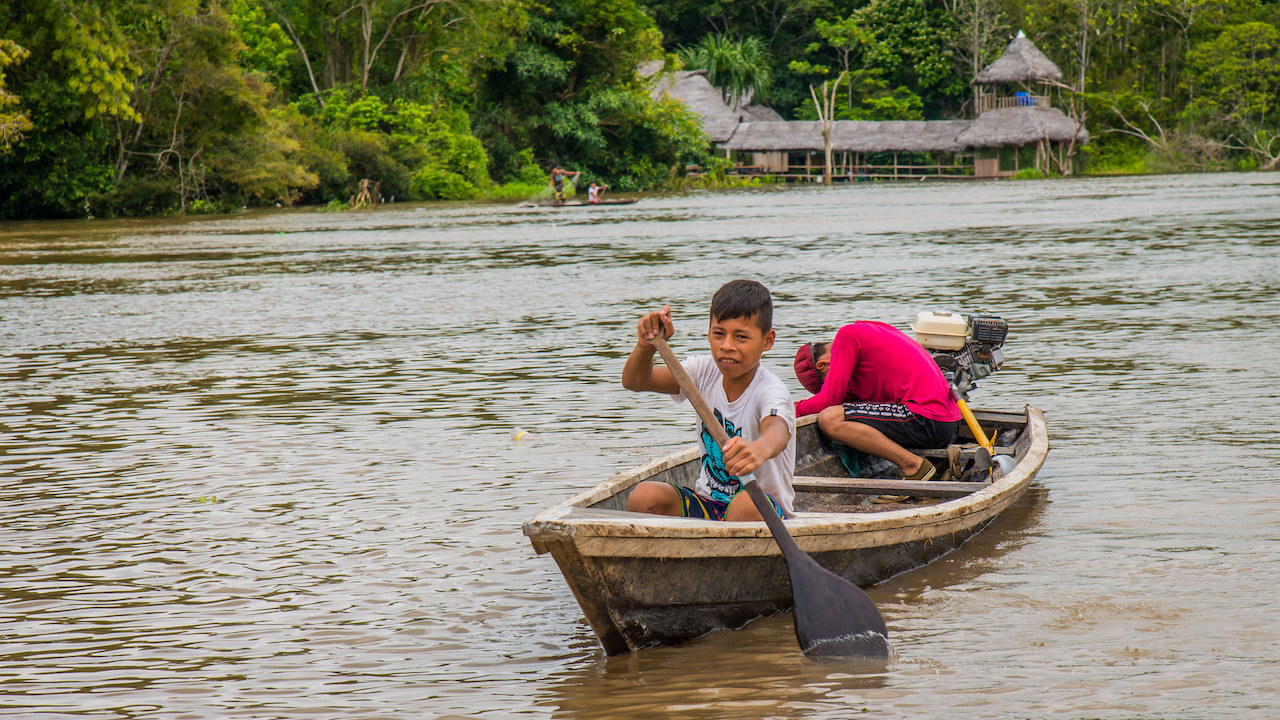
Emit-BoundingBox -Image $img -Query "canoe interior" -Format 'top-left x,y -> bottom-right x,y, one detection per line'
585,409 -> 1032,513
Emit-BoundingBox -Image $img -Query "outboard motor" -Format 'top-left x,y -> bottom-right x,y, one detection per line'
911,311 -> 1008,401
912,311 -> 1012,481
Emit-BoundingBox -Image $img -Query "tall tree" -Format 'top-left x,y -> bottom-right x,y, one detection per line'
1183,21 -> 1280,169
948,0 -> 1010,112
0,38 -> 33,151
0,0 -> 143,217
810,15 -> 869,108
850,0 -> 961,114
109,0 -> 319,210
260,0 -> 500,97
790,18 -> 923,122
475,0 -> 705,185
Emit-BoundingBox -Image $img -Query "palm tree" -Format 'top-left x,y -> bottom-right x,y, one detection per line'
679,35 -> 773,111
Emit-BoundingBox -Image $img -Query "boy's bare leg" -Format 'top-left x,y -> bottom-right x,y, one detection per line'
627,480 -> 683,515
816,406 -> 924,475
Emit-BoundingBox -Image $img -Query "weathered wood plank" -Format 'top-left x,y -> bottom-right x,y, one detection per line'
968,410 -> 1028,428
910,445 -> 1013,460
792,476 -> 990,498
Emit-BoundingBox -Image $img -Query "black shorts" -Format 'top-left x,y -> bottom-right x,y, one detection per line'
667,482 -> 783,521
842,402 -> 959,449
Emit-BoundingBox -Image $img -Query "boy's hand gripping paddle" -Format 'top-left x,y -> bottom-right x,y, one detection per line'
650,337 -> 890,659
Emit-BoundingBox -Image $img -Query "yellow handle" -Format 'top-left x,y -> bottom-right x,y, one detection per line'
956,397 -> 993,452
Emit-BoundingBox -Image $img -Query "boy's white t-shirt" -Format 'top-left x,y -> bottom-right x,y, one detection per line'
671,355 -> 797,515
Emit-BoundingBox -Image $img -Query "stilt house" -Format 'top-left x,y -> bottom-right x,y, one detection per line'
654,33 -> 1087,179
966,31 -> 1087,177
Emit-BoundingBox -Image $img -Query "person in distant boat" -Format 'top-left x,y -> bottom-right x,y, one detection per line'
548,166 -> 580,203
587,180 -> 609,204
622,280 -> 797,521
793,322 -> 961,491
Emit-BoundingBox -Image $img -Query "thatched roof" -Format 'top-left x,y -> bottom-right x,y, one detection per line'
836,121 -> 974,152
973,32 -> 1063,85
722,109 -> 1087,152
722,120 -> 974,153
720,121 -> 822,151
956,107 -> 1088,147
648,69 -> 781,144
743,105 -> 783,122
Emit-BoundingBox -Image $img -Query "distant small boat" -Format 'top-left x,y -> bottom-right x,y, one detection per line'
522,405 -> 1049,655
522,198 -> 637,208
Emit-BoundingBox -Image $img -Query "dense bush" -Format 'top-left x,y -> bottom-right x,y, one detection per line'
3,0 -> 1279,220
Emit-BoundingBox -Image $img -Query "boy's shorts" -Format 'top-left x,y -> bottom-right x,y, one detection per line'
668,482 -> 783,521
842,402 -> 960,449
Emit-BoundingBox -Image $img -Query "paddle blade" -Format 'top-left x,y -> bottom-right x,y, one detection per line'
743,483 -> 890,660
788,553 -> 891,659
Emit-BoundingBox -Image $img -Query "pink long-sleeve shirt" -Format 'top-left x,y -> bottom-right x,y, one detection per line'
794,321 -> 962,422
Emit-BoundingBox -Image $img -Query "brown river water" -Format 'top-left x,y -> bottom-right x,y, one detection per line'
2,173 -> 1278,719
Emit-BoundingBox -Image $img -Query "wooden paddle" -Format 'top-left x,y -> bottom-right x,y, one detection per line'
650,337 -> 890,659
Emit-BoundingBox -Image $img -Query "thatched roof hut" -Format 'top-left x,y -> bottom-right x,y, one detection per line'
973,32 -> 1063,85
723,120 -> 973,153
956,107 -> 1088,147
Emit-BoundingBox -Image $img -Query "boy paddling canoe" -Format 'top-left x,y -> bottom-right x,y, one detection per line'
622,280 -> 796,521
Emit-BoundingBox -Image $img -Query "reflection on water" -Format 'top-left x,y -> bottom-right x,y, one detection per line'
2,173 -> 1279,718
542,630 -> 892,720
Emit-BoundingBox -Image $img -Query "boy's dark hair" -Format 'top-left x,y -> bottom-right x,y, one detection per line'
710,279 -> 773,333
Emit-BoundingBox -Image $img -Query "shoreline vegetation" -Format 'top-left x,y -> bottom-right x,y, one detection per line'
1,1 -> 1277,221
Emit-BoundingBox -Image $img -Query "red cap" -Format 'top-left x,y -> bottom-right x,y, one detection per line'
794,343 -> 824,394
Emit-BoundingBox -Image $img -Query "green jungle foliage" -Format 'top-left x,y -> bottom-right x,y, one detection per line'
679,34 -> 773,107
0,0 -> 1277,218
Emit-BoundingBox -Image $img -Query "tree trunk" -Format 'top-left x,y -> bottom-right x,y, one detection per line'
809,72 -> 847,187
824,132 -> 833,185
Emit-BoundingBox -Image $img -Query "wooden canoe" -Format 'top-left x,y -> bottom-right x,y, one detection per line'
522,405 -> 1049,655
560,198 -> 636,206
522,198 -> 638,207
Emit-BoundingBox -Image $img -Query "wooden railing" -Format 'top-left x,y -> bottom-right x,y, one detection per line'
977,93 -> 1050,113
726,163 -> 971,180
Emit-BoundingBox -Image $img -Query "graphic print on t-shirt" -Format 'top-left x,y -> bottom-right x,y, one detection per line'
700,409 -> 741,504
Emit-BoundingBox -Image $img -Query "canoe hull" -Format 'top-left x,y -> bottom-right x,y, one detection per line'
524,406 -> 1048,655
543,524 -> 987,651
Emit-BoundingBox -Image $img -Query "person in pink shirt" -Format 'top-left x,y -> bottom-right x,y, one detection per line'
793,321 -> 961,484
